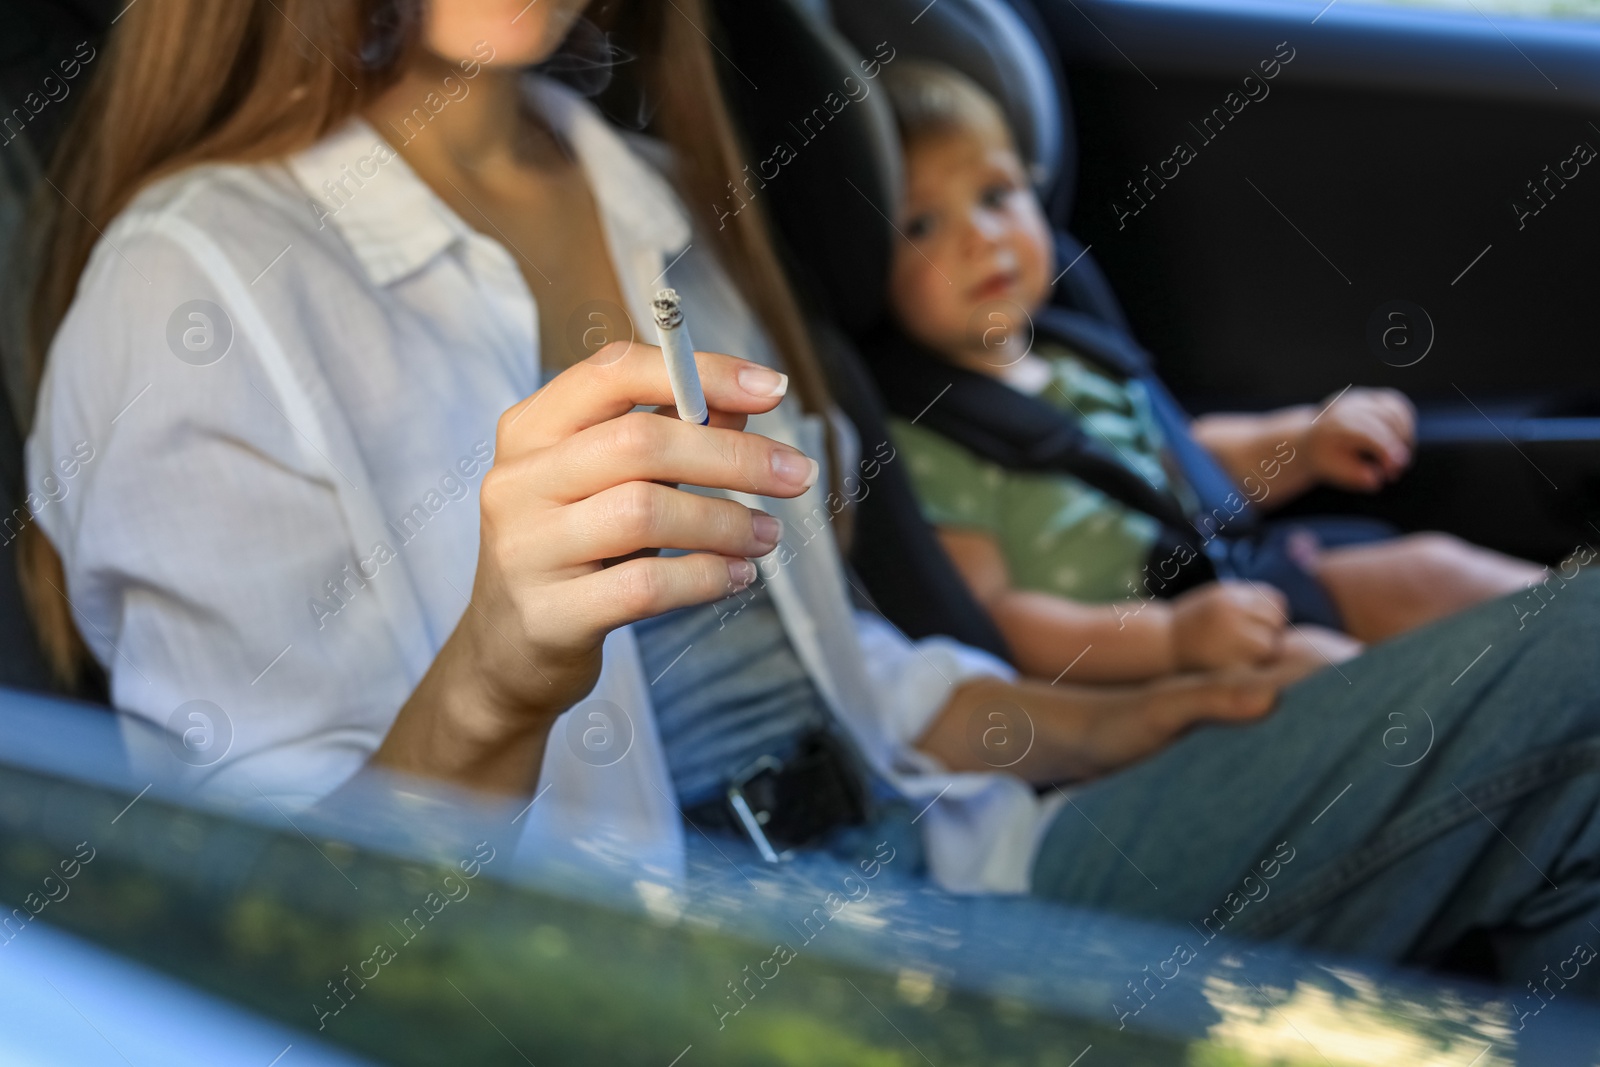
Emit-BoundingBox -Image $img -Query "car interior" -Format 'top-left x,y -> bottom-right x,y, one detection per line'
2,0 -> 1598,1062
704,0 -> 1600,649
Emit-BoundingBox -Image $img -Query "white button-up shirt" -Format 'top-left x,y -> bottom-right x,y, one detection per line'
27,76 -> 1060,893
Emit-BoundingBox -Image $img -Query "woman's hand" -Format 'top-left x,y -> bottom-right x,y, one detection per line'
1067,666 -> 1292,780
371,341 -> 815,792
918,666 -> 1293,785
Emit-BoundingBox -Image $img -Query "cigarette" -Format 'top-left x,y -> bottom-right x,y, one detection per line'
651,288 -> 709,425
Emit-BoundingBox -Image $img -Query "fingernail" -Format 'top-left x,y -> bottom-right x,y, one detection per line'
728,559 -> 757,590
751,512 -> 783,548
739,366 -> 788,398
771,450 -> 819,489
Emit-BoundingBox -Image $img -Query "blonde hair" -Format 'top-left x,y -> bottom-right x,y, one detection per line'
18,0 -> 832,688
880,59 -> 1013,150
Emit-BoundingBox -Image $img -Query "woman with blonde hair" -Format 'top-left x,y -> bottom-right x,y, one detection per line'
18,0 -> 1600,995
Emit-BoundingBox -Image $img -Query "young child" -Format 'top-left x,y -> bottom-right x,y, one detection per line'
875,61 -> 1543,683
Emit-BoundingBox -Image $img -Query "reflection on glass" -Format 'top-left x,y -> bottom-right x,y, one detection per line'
1200,969 -> 1517,1065
0,690 -> 1588,1065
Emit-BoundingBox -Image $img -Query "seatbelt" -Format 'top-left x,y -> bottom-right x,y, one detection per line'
812,324 -> 1014,661
867,331 -> 1195,533
1032,305 -> 1259,543
863,317 -> 1257,564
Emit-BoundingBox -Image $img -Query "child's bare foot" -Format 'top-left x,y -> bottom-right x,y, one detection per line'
1312,534 -> 1545,642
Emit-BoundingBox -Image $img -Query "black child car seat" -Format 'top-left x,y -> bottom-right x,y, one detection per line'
0,0 -> 116,696
705,0 -> 1018,659
708,0 -> 1349,655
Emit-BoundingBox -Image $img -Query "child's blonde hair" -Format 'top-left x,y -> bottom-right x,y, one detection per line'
881,60 -> 1014,150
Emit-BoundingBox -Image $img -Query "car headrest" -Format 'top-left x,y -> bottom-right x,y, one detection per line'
828,0 -> 1070,203
711,0 -> 904,335
712,0 -> 1075,333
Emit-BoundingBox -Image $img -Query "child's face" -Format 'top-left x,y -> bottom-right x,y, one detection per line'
888,124 -> 1055,360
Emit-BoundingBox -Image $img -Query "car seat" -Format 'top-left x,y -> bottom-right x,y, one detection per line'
0,0 -> 115,697
709,0 -> 1279,656
705,0 -> 1016,659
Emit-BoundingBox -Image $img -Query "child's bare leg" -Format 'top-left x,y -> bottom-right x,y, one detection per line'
1311,533 -> 1545,643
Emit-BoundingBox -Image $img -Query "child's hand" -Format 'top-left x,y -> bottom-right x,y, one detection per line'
1169,581 -> 1289,670
1302,388 -> 1416,492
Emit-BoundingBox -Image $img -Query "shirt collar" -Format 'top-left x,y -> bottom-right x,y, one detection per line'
286,75 -> 692,288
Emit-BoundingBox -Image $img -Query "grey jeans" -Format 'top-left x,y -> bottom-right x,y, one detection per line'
1032,570 -> 1600,1010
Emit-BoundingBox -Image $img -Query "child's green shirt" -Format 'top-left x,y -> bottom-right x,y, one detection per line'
891,341 -> 1188,604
